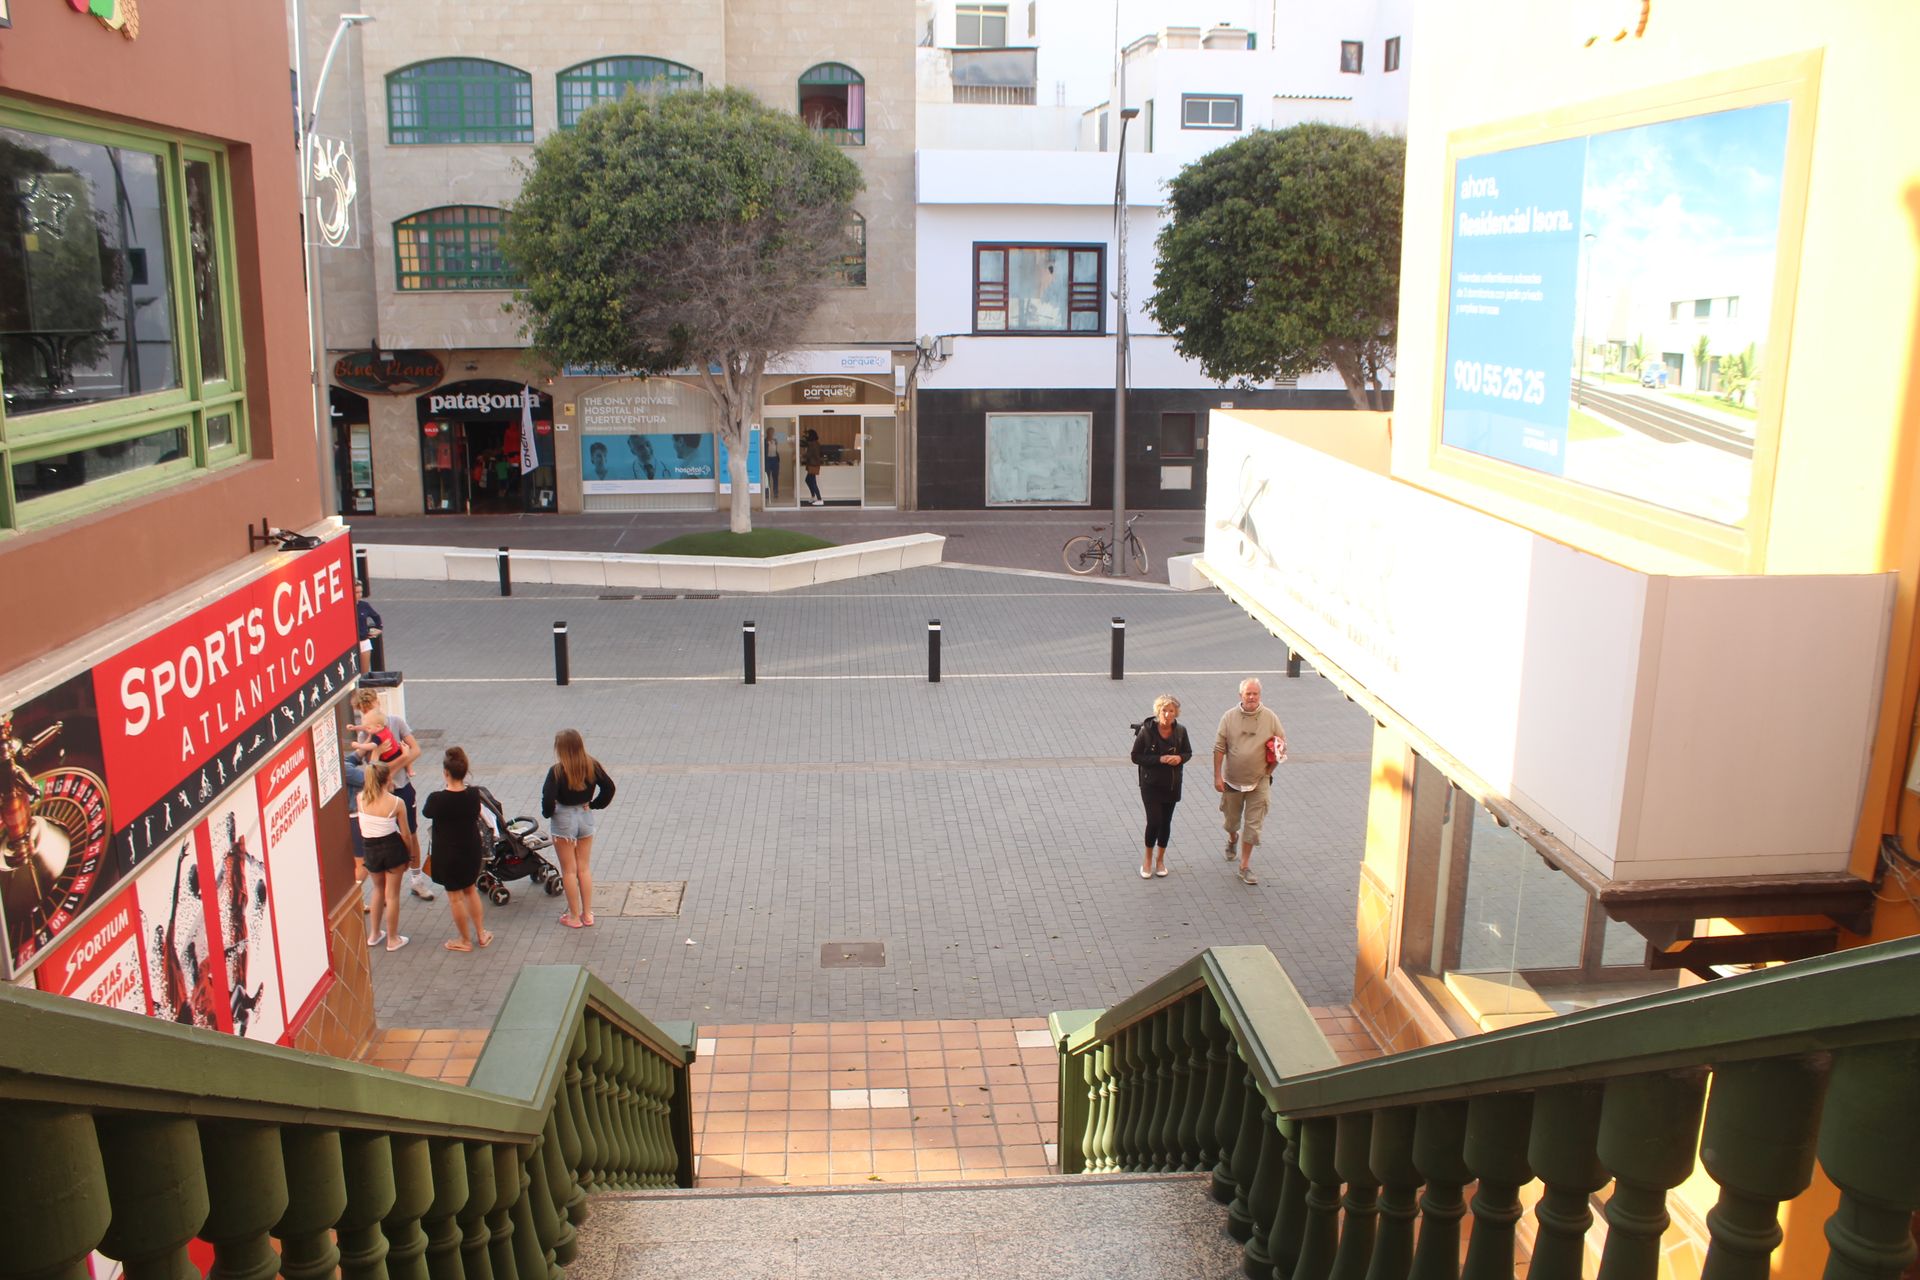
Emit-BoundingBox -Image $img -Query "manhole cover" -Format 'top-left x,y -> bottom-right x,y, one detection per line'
821,940 -> 886,969
619,882 -> 686,917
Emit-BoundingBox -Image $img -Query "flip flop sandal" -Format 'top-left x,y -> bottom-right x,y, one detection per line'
583,914 -> 595,927
386,935 -> 411,952
477,932 -> 495,949
560,915 -> 584,929
366,931 -> 387,948
1155,868 -> 1170,877
444,939 -> 472,952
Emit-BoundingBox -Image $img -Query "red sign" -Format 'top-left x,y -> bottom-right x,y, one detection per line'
35,887 -> 150,1014
96,537 -> 356,822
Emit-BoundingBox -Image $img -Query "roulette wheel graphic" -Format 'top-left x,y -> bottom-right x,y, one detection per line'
3,765 -> 111,966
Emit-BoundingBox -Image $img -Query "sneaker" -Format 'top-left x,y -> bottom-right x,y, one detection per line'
1224,839 -> 1238,861
1238,867 -> 1259,886
411,879 -> 436,901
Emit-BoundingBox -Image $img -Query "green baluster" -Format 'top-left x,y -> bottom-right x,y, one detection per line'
642,1047 -> 672,1188
197,1121 -> 290,1280
422,1140 -> 470,1280
94,1114 -> 208,1280
1056,1041 -> 1088,1175
576,1021 -> 611,1190
1176,999 -> 1209,1170
1406,1100 -> 1469,1280
1093,1042 -> 1119,1173
611,1037 -> 644,1188
1147,1012 -> 1176,1172
505,1149 -> 551,1280
549,1055 -> 587,1226
669,1055 -> 698,1189
1225,1065 -> 1269,1241
276,1129 -> 347,1280
1197,999 -> 1230,1173
1362,1107 -> 1420,1280
1114,1025 -> 1141,1170
1816,1042 -> 1920,1280
1070,1048 -> 1097,1174
1460,1093 -> 1533,1280
1328,1111 -> 1380,1280
1526,1085 -> 1607,1280
456,1142 -> 496,1280
338,1132 -> 397,1280
520,1130 -> 568,1271
1211,1032 -> 1250,1205
1697,1058 -> 1826,1280
383,1134 -> 434,1280
1288,1116 -> 1343,1280
534,1115 -> 577,1263
627,1039 -> 659,1189
564,1021 -> 596,1193
0,1105 -> 110,1280
1265,1117 -> 1310,1280
1239,1111 -> 1289,1275
484,1144 -> 522,1280
1595,1071 -> 1709,1280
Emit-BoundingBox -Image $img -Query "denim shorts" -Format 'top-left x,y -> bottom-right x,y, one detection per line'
551,805 -> 597,840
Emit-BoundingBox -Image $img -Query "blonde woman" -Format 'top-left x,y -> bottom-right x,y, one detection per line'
357,760 -> 418,951
541,729 -> 615,928
1130,694 -> 1194,879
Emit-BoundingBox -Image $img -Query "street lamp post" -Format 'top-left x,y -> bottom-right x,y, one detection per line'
293,9 -> 373,519
1109,104 -> 1139,577
1577,231 -> 1596,408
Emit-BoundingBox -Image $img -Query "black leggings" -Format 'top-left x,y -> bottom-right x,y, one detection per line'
806,472 -> 822,502
1142,795 -> 1177,848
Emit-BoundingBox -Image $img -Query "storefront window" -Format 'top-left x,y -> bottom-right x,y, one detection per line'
985,412 -> 1090,506
1402,753 -> 1674,1030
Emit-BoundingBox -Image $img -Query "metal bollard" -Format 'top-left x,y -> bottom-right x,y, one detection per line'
743,621 -> 757,685
1110,617 -> 1126,681
354,547 -> 371,598
928,619 -> 942,684
368,632 -> 387,673
497,547 -> 512,597
553,621 -> 570,686
1287,649 -> 1301,679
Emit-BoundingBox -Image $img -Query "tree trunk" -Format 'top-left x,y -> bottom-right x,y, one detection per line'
1326,344 -> 1373,411
723,421 -> 752,534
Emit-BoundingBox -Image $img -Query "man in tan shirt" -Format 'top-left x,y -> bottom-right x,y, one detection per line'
1213,677 -> 1286,885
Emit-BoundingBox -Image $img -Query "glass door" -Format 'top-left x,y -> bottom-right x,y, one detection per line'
420,423 -> 466,513
863,415 -> 896,508
764,416 -> 798,508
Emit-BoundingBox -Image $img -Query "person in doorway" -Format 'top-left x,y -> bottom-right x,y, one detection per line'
1213,677 -> 1286,886
542,728 -> 615,929
355,580 -> 383,675
801,428 -> 824,505
1131,694 -> 1193,879
351,688 -> 432,902
589,441 -> 610,480
423,746 -> 492,952
763,428 -> 782,500
357,760 -> 417,952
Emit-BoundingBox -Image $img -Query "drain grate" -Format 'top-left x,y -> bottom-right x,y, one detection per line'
683,593 -> 720,600
641,593 -> 676,600
599,592 -> 635,601
821,940 -> 887,969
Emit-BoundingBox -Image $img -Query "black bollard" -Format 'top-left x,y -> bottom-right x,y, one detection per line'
1287,649 -> 1301,678
368,631 -> 387,673
497,547 -> 512,597
743,620 -> 757,685
1110,617 -> 1126,681
553,621 -> 570,686
928,619 -> 942,684
354,547 -> 371,598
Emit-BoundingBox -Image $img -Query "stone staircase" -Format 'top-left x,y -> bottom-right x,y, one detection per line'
566,1172 -> 1243,1280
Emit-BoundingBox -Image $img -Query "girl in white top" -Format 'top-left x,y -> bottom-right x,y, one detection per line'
356,760 -> 418,952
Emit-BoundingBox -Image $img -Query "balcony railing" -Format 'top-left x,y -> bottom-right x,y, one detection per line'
952,84 -> 1037,105
1051,938 -> 1920,1280
0,965 -> 694,1280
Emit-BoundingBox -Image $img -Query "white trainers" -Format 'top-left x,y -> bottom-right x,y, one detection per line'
410,877 -> 436,901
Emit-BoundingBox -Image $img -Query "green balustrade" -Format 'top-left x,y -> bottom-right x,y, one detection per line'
0,967 -> 694,1280
1053,938 -> 1920,1280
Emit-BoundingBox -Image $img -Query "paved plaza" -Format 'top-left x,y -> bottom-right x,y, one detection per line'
362,562 -> 1373,1029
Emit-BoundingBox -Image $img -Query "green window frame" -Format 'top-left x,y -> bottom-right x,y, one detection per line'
0,102 -> 248,533
387,59 -> 533,145
798,62 -> 866,146
393,205 -> 517,291
836,213 -> 867,287
556,56 -> 703,128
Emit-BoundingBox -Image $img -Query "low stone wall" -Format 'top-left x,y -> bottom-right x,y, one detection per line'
358,534 -> 945,593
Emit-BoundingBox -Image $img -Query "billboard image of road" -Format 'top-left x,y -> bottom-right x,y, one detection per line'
1442,100 -> 1792,526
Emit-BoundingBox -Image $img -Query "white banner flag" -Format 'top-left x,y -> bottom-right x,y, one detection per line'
520,387 -> 538,475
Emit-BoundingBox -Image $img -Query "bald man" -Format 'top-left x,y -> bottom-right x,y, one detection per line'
1213,677 -> 1286,885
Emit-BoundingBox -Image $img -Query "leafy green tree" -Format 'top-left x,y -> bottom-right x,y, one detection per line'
503,88 -> 862,532
1693,333 -> 1711,391
1719,342 -> 1759,408
1626,335 -> 1648,376
1147,124 -> 1405,410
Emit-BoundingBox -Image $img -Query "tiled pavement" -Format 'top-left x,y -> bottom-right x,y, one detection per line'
362,1008 -> 1382,1189
362,565 -> 1377,1031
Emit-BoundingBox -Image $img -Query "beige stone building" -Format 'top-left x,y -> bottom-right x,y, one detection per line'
290,0 -> 917,518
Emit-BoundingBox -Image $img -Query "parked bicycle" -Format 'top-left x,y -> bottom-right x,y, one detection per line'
1062,513 -> 1149,576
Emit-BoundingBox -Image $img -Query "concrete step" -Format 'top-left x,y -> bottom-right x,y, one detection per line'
568,1172 -> 1245,1279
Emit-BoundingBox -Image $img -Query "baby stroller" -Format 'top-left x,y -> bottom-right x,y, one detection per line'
474,786 -> 564,905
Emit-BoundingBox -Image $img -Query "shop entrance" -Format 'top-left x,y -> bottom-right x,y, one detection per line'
762,376 -> 898,509
416,380 -> 556,515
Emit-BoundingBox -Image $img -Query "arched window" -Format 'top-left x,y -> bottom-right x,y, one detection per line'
393,206 -> 517,290
557,57 -> 704,127
798,62 -> 865,145
387,59 -> 533,145
837,213 -> 867,287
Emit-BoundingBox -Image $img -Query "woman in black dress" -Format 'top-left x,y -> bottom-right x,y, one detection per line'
422,747 -> 493,952
1131,694 -> 1194,879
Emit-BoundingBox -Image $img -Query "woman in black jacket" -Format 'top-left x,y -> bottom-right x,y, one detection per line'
542,728 -> 616,928
1131,694 -> 1194,878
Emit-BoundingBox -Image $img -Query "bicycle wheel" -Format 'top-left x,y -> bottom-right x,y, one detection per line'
1129,534 -> 1149,576
1062,535 -> 1104,575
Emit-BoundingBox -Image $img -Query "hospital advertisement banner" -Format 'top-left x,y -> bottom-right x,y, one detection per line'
3,536 -> 357,983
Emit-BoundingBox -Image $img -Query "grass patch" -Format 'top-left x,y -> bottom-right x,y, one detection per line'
1666,389 -> 1757,420
1568,408 -> 1623,443
644,529 -> 837,558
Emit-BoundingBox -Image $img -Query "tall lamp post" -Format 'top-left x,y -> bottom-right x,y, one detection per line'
294,9 -> 373,518
1109,103 -> 1139,577
1576,231 -> 1596,408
